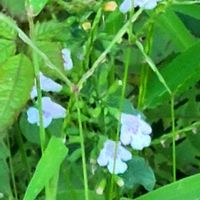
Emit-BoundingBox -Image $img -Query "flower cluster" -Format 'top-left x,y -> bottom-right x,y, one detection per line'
97,112 -> 152,174
119,0 -> 159,13
27,72 -> 66,128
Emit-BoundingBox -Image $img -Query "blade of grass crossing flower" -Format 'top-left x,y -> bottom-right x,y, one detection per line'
23,137 -> 68,200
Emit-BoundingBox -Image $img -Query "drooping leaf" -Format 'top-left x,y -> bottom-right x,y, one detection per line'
121,173 -> 200,200
144,41 -> 200,108
120,157 -> 156,191
0,54 -> 34,133
23,137 -> 68,200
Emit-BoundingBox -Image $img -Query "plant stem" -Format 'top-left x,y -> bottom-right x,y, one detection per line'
108,46 -> 131,200
77,8 -> 143,90
171,94 -> 176,182
137,23 -> 153,110
75,94 -> 89,200
6,135 -> 18,200
27,14 -> 46,153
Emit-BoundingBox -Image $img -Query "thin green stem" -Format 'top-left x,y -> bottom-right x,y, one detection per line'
83,7 -> 102,70
75,94 -> 89,200
15,125 -> 31,179
135,39 -> 172,95
7,135 -> 18,200
27,14 -> 46,153
108,46 -> 131,200
171,94 -> 176,182
77,8 -> 143,90
138,23 -> 153,110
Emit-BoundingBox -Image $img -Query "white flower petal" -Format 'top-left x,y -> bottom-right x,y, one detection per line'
40,72 -> 62,93
62,48 -> 73,70
107,159 -> 128,174
42,113 -> 53,128
27,107 -> 39,124
139,119 -> 152,135
120,125 -> 132,145
118,145 -> 132,161
131,132 -> 151,150
97,150 -> 109,166
121,113 -> 138,127
134,0 -> 158,9
64,59 -> 73,71
62,48 -> 71,57
30,86 -> 37,99
119,0 -> 132,13
42,97 -> 66,119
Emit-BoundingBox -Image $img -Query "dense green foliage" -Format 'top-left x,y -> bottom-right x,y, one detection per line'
0,0 -> 200,200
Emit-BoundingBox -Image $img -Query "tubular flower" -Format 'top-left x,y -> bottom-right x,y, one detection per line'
31,72 -> 62,99
97,139 -> 132,174
61,48 -> 73,70
120,113 -> 152,150
27,97 -> 66,128
119,0 -> 159,13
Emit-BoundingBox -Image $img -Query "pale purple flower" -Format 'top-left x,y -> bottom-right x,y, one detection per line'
97,139 -> 132,174
120,113 -> 152,150
27,97 -> 66,128
62,48 -> 73,70
119,0 -> 159,13
31,72 -> 62,99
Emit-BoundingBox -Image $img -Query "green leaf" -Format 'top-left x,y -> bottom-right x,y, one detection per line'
0,39 -> 16,64
0,0 -> 26,20
121,173 -> 200,200
120,157 -> 155,191
172,4 -> 200,20
23,137 -> 68,200
27,0 -> 49,16
37,41 -> 65,78
145,41 -> 200,108
0,54 -> 34,133
155,8 -> 196,51
0,21 -> 17,39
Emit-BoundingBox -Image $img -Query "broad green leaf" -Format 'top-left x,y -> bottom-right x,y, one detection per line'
26,0 -> 49,16
23,137 -> 68,200
0,21 -> 17,39
172,4 -> 200,20
121,173 -> 200,200
155,8 -> 196,51
144,41 -> 200,108
0,54 -> 34,133
34,21 -> 64,41
120,157 -> 155,191
0,39 -> 16,64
